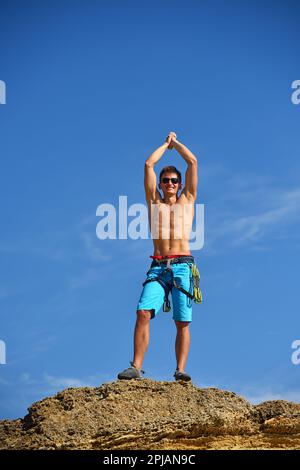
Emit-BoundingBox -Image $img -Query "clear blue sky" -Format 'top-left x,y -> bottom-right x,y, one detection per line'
0,0 -> 299,419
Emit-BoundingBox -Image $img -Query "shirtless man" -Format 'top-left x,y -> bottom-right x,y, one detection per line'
118,132 -> 199,381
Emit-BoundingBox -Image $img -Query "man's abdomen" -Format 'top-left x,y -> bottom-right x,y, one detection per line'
152,238 -> 191,256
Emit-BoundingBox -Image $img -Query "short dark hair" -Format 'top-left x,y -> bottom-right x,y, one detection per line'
159,166 -> 182,184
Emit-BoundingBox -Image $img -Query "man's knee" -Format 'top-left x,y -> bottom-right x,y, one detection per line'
175,320 -> 190,329
136,309 -> 153,322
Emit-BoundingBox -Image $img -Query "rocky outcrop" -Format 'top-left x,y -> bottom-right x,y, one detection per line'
0,380 -> 299,450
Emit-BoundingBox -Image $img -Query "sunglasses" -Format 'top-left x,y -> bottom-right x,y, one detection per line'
162,177 -> 179,184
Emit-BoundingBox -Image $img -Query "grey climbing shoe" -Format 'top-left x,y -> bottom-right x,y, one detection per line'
174,369 -> 191,382
117,362 -> 145,380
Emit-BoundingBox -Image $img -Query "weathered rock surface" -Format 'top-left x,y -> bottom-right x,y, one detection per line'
0,380 -> 299,450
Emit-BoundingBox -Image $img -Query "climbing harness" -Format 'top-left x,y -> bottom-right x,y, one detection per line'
142,256 -> 203,312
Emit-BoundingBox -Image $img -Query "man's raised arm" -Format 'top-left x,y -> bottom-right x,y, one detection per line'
144,133 -> 175,202
171,138 -> 198,200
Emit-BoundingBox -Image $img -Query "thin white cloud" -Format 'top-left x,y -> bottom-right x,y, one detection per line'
232,188 -> 300,244
42,372 -> 115,391
241,390 -> 300,405
44,373 -> 94,388
79,231 -> 111,262
19,373 -> 37,385
0,212 -> 111,263
68,267 -> 105,290
204,172 -> 300,254
191,375 -> 300,405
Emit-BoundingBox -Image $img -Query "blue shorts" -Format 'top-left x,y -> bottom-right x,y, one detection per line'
136,261 -> 194,322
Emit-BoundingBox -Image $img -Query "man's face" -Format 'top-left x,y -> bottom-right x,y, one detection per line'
159,172 -> 181,196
